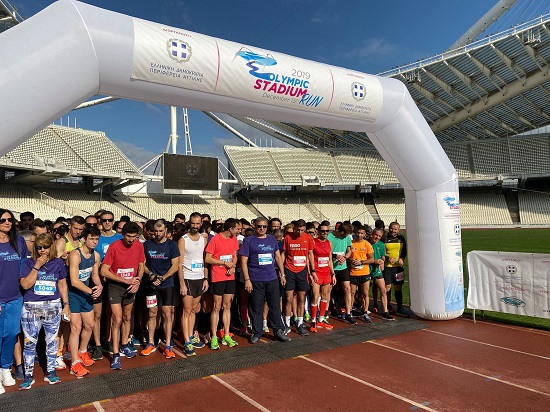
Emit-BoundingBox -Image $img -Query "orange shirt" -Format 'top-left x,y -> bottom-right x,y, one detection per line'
283,233 -> 314,273
349,239 -> 373,276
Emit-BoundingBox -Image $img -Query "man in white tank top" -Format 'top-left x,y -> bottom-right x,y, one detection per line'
178,212 -> 208,357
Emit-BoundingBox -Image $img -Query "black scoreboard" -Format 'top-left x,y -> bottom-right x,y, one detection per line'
163,153 -> 218,191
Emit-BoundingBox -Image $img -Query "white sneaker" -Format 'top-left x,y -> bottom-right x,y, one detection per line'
55,356 -> 66,370
0,369 -> 15,386
0,383 -> 5,394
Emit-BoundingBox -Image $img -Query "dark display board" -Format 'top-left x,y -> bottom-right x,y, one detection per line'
163,153 -> 218,191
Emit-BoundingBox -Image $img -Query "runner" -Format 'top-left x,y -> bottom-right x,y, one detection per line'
348,226 -> 374,323
384,222 -> 409,317
368,228 -> 394,321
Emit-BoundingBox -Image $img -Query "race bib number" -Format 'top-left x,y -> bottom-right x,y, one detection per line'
317,257 -> 329,268
354,262 -> 363,269
146,295 -> 157,308
117,268 -> 134,279
78,267 -> 92,282
293,256 -> 307,267
395,271 -> 406,281
34,280 -> 56,296
258,253 -> 273,266
220,255 -> 232,263
191,259 -> 204,272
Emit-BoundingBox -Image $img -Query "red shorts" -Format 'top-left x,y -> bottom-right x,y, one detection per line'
315,271 -> 332,286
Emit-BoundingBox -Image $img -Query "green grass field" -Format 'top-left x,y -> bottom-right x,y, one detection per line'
400,228 -> 550,331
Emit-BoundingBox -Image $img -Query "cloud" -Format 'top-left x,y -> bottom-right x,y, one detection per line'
340,38 -> 398,61
112,140 -> 159,172
310,7 -> 340,24
144,103 -> 167,117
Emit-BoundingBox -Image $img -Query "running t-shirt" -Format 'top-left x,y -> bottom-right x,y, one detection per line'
0,236 -> 29,302
313,238 -> 332,278
283,233 -> 314,273
327,232 -> 351,270
182,233 -> 206,280
103,239 -> 145,282
205,233 -> 238,283
385,235 -> 407,267
239,234 -> 279,282
144,239 -> 180,289
20,257 -> 67,302
370,241 -> 385,278
349,239 -> 373,276
96,232 -> 123,261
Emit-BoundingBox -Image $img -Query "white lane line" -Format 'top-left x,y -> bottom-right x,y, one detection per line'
297,356 -> 437,411
368,341 -> 550,397
210,375 -> 272,412
93,401 -> 106,412
458,317 -> 550,336
422,329 -> 550,359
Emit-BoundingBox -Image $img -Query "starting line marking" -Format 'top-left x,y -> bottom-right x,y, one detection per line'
368,341 -> 550,397
92,401 -> 106,412
210,374 -> 272,412
297,355 -> 438,411
422,329 -> 550,359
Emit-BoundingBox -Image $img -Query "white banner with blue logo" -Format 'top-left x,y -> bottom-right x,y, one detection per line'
467,251 -> 550,319
131,18 -> 383,122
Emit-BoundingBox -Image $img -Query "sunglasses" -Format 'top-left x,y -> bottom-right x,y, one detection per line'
256,225 -> 267,228
0,217 -> 14,224
85,223 -> 98,227
101,218 -> 114,222
35,245 -> 52,251
320,230 -> 330,233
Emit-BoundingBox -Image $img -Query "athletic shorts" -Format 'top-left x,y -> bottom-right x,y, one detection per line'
384,267 -> 405,285
334,268 -> 350,283
370,268 -> 384,280
145,286 -> 180,307
211,279 -> 236,296
350,275 -> 371,286
284,267 -> 309,292
184,278 -> 206,298
68,289 -> 94,313
108,282 -> 135,306
315,271 -> 333,286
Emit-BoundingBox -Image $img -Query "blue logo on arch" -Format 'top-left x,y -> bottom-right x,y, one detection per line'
443,196 -> 459,208
235,48 -> 277,80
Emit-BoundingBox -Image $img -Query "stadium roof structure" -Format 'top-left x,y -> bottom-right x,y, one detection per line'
0,0 -> 21,33
224,11 -> 550,149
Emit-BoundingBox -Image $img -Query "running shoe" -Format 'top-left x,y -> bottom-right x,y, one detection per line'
0,383 -> 4,395
110,355 -> 121,370
190,330 -> 205,348
1,368 -> 15,386
102,341 -> 114,355
163,346 -> 176,359
92,345 -> 103,361
127,341 -> 137,353
371,307 -> 379,314
55,355 -> 66,370
120,344 -> 136,359
184,343 -> 196,356
381,312 -> 395,321
345,314 -> 357,325
140,343 -> 157,356
15,364 -> 24,380
62,350 -> 72,361
304,313 -> 311,322
220,331 -> 235,345
388,305 -> 395,314
217,329 -> 224,340
44,371 -> 61,385
309,323 -> 317,333
130,335 -> 141,347
317,319 -> 334,330
363,314 -> 373,323
283,325 -> 291,336
250,334 -> 261,344
262,323 -> 270,333
78,351 -> 95,367
210,336 -> 220,350
395,308 -> 410,318
70,362 -> 89,379
222,334 -> 238,348
275,329 -> 291,342
204,332 -> 212,344
19,376 -> 35,391
296,324 -> 309,336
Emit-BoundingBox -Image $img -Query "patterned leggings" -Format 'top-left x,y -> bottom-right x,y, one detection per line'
21,299 -> 61,377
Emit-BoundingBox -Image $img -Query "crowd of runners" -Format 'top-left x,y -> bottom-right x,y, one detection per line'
0,208 -> 408,392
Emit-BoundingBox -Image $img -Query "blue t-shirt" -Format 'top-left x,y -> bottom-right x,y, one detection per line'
20,257 -> 67,302
240,234 -> 279,282
96,233 -> 123,261
0,236 -> 29,303
144,239 -> 180,289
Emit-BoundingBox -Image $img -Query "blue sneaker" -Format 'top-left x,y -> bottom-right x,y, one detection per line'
190,331 -> 205,349
15,364 -> 24,380
363,314 -> 373,323
184,342 -> 196,357
120,344 -> 136,358
19,376 -> 35,390
44,371 -> 61,385
130,335 -> 141,347
127,341 -> 137,353
110,354 -> 121,370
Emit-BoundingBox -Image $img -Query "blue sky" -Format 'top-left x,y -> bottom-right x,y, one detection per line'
17,0 -> 501,168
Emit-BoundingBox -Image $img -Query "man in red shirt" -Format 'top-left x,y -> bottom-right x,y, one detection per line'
205,218 -> 239,350
100,222 -> 145,370
282,219 -> 316,336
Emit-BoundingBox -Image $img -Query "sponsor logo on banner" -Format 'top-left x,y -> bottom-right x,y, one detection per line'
443,196 -> 460,209
506,265 -> 517,275
454,224 -> 461,236
351,82 -> 366,101
500,296 -> 525,307
167,39 -> 192,63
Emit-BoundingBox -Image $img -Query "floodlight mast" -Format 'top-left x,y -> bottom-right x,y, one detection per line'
0,0 -> 464,320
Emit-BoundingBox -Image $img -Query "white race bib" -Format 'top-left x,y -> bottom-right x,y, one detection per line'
293,256 -> 307,267
34,280 -> 56,296
78,267 -> 92,282
220,255 -> 232,263
258,253 -> 273,266
317,257 -> 330,268
117,268 -> 134,279
146,295 -> 157,308
395,271 -> 405,281
191,259 -> 204,272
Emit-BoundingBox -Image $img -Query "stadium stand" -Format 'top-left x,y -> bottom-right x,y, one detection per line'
459,193 -> 513,226
518,192 -> 550,225
373,194 -> 407,226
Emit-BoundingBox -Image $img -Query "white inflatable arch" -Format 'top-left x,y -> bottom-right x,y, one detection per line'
0,0 -> 464,320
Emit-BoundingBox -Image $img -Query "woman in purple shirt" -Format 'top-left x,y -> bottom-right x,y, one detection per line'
19,233 -> 70,390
